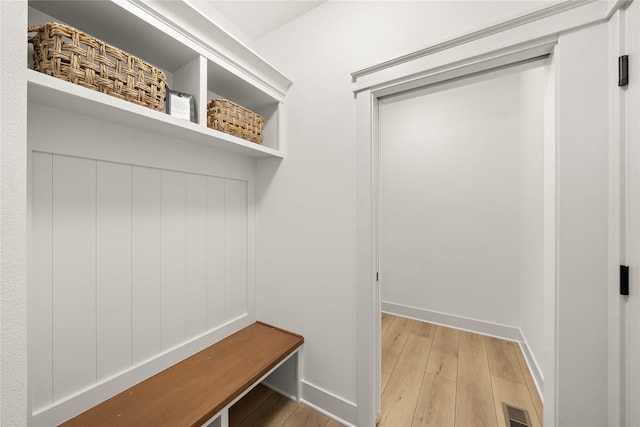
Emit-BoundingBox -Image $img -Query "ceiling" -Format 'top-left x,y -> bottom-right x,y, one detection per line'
207,1 -> 325,41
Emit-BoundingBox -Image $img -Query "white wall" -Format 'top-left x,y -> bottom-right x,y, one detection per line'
518,65 -> 545,379
255,1 -> 551,419
1,1 -> 28,426
1,2 -> 615,426
378,66 -> 522,328
378,60 -> 545,383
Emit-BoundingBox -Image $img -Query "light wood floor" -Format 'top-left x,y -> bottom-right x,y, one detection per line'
229,384 -> 344,427
380,313 -> 543,427
230,313 -> 542,427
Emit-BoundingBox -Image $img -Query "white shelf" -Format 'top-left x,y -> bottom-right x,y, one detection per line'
27,0 -> 289,158
27,69 -> 283,159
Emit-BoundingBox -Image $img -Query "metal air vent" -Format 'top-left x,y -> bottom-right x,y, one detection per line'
502,403 -> 532,427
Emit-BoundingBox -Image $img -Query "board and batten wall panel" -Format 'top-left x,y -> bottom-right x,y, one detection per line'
225,179 -> 249,321
30,152 -> 54,410
207,177 -> 227,328
186,174 -> 208,338
97,162 -> 133,380
52,155 -> 98,401
132,166 -> 163,365
30,152 -> 249,412
161,170 -> 187,349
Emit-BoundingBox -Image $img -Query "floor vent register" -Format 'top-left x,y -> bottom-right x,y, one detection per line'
502,403 -> 532,427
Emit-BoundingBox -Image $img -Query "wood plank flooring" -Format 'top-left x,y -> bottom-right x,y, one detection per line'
381,313 -> 542,427
229,385 -> 344,427
229,313 -> 542,427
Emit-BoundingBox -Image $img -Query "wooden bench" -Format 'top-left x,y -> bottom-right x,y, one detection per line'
59,322 -> 304,427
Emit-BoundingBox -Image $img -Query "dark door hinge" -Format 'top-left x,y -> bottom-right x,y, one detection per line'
619,55 -> 629,87
376,272 -> 379,282
621,265 -> 629,296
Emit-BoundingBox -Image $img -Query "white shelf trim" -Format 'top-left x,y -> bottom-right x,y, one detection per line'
124,0 -> 291,101
27,69 -> 283,160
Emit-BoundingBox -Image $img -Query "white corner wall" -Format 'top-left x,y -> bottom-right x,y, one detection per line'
377,60 -> 545,385
378,66 -> 523,328
1,1 -> 28,426
255,1 -> 553,422
518,65 -> 545,381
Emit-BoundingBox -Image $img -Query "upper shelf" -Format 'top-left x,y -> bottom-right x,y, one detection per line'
27,69 -> 283,159
28,0 -> 292,102
29,0 -> 196,73
27,0 -> 290,158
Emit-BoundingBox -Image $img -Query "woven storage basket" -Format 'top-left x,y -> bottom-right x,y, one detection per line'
28,22 -> 167,111
207,99 -> 264,144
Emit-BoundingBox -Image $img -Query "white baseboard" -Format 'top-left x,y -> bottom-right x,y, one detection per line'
301,380 -> 357,427
382,301 -> 543,398
516,332 -> 544,401
383,301 -> 522,341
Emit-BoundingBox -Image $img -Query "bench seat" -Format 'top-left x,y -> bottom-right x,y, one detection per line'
59,322 -> 304,427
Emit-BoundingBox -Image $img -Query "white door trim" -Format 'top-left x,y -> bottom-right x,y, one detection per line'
621,1 -> 640,426
356,45 -> 558,427
607,6 -> 625,427
355,88 -> 377,426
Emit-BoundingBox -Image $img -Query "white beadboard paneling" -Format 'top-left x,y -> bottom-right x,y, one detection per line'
131,166 -> 163,364
96,162 -> 132,380
206,177 -> 226,328
30,149 -> 254,420
185,174 -> 207,338
30,152 -> 53,410
224,179 -> 248,320
52,155 -> 97,400
239,182 -> 248,317
161,170 -> 187,348
28,80 -> 257,422
240,181 -> 249,319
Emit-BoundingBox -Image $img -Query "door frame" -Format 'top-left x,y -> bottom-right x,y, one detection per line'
353,2 -> 628,426
356,39 -> 558,427
622,1 -> 640,425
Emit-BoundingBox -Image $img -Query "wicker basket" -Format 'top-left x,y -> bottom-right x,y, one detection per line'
207,99 -> 264,144
28,22 -> 167,111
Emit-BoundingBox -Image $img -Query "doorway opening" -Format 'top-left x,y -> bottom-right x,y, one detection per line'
375,56 -> 553,425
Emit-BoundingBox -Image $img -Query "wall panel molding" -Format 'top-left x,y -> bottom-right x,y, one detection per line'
29,151 -> 252,425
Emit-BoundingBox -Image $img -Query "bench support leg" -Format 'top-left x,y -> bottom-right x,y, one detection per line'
220,409 -> 229,427
262,349 -> 302,402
